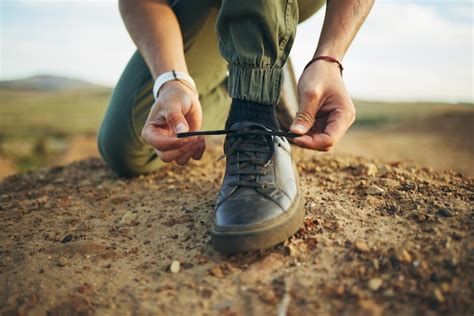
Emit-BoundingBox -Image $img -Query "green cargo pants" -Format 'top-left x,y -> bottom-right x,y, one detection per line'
98,0 -> 324,177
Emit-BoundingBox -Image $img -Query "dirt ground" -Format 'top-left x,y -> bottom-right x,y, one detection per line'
335,111 -> 474,176
0,138 -> 472,316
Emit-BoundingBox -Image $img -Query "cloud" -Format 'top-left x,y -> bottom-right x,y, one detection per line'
1,1 -> 472,102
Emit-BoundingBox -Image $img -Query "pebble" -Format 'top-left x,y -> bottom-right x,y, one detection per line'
209,265 -> 224,278
120,211 -> 138,225
61,234 -> 73,244
368,278 -> 383,291
359,299 -> 384,316
364,163 -> 379,176
170,260 -> 180,273
372,259 -> 380,270
182,262 -> 194,270
57,256 -> 68,267
383,289 -> 395,297
437,207 -> 454,217
380,178 -> 399,188
353,163 -> 378,176
378,165 -> 391,175
287,243 -> 300,257
366,185 -> 385,196
434,288 -> 445,303
354,240 -> 370,253
258,288 -> 278,304
397,249 -> 412,263
441,282 -> 451,293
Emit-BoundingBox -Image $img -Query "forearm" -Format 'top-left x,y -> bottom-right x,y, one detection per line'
315,0 -> 374,60
119,0 -> 187,79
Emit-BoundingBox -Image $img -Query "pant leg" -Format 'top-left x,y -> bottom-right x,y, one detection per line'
216,0 -> 299,105
216,0 -> 325,105
97,3 -> 230,177
298,0 -> 325,23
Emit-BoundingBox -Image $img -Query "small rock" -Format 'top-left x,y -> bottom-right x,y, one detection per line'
209,265 -> 224,278
434,288 -> 445,303
366,185 -> 385,196
120,211 -> 138,225
364,163 -> 378,176
287,243 -> 300,257
57,256 -> 68,267
383,289 -> 395,297
169,260 -> 180,273
77,283 -> 93,295
436,207 -> 453,217
368,278 -> 383,291
353,163 -> 378,176
359,299 -> 384,316
354,240 -> 370,253
397,249 -> 412,263
182,262 -> 194,270
258,288 -> 278,304
335,286 -> 345,296
379,178 -> 398,188
372,259 -> 380,270
378,165 -> 391,175
441,282 -> 451,293
61,234 -> 73,244
201,288 -> 213,299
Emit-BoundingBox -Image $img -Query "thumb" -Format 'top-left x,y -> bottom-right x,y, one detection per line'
290,107 -> 316,135
166,110 -> 189,134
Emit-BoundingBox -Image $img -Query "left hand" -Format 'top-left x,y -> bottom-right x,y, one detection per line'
290,60 -> 356,151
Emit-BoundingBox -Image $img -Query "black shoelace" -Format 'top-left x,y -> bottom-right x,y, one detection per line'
178,127 -> 298,189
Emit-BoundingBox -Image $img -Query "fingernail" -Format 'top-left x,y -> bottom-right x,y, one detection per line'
293,124 -> 306,133
175,123 -> 187,134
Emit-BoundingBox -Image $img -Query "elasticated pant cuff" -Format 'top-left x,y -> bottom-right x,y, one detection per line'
227,64 -> 283,105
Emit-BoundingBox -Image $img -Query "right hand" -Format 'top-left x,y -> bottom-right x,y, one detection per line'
141,80 -> 205,165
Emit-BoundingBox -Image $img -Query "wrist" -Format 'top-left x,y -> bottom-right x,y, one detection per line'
153,70 -> 197,100
314,46 -> 344,61
304,56 -> 344,76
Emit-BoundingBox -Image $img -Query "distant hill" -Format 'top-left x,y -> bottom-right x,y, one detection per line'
0,75 -> 108,92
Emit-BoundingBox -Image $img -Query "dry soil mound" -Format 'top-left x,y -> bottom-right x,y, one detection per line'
0,144 -> 472,315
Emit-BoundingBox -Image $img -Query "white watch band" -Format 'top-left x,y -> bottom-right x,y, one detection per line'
152,70 -> 197,100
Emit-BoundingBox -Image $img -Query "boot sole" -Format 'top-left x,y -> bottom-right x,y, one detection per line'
211,192 -> 305,253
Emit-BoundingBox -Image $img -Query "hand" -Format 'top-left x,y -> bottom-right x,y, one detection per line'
290,61 -> 356,151
141,80 -> 205,165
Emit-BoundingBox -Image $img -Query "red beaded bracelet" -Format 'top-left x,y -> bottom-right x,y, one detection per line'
304,56 -> 344,76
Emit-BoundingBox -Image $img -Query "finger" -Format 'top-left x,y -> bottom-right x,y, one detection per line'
176,146 -> 196,165
142,125 -> 198,151
293,107 -> 353,151
185,100 -> 203,132
290,93 -> 321,135
290,111 -> 315,135
166,110 -> 189,134
158,142 -> 199,163
321,106 -> 354,143
192,137 -> 206,160
292,134 -> 334,151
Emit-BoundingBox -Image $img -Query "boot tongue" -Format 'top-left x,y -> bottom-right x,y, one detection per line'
226,122 -> 274,186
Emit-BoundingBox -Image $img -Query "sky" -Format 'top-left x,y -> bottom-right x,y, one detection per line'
0,0 -> 473,103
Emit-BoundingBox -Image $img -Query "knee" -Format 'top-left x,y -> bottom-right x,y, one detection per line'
97,123 -> 144,178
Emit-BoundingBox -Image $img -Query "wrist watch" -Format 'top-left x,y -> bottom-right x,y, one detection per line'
152,70 -> 197,100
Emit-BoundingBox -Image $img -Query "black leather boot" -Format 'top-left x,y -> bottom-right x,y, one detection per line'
211,122 -> 304,252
